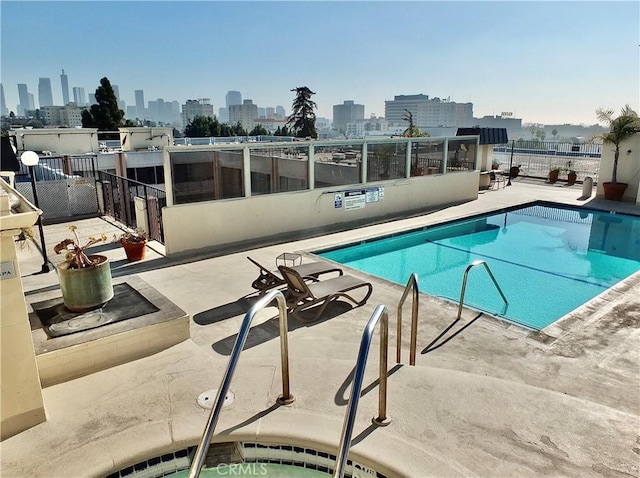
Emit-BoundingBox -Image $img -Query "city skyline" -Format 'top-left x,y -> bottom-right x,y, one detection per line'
1,1 -> 638,126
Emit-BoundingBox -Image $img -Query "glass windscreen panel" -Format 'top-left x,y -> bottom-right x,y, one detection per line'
367,142 -> 407,181
410,140 -> 443,176
314,144 -> 362,188
446,139 -> 476,172
250,146 -> 308,195
169,149 -> 244,204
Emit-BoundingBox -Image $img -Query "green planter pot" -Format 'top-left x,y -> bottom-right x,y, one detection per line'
57,254 -> 114,312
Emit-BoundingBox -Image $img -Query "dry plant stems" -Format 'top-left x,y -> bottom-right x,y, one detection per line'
54,225 -> 107,269
117,228 -> 148,244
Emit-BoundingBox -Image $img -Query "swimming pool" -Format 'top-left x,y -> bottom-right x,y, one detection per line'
317,203 -> 640,330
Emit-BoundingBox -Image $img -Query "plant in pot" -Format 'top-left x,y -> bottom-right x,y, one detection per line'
491,160 -> 500,170
593,105 -> 640,201
54,225 -> 113,313
548,166 -> 561,184
565,160 -> 577,185
118,228 -> 149,262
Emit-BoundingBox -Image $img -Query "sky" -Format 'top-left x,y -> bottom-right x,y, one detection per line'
1,1 -> 638,126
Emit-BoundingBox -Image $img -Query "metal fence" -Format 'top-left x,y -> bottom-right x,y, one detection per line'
14,155 -> 100,222
98,171 -> 166,243
493,141 -> 602,183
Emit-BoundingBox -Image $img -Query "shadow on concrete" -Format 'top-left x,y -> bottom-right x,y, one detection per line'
220,402 -> 282,435
210,300 -> 355,356
334,363 -> 403,407
193,296 -> 261,325
422,312 -> 483,354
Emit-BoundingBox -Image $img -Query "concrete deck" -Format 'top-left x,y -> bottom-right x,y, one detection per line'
2,179 -> 639,477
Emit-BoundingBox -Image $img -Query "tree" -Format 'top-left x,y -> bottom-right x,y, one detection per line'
81,77 -> 125,131
184,115 -> 214,137
286,87 -> 317,138
594,105 -> 640,184
249,124 -> 268,136
274,125 -> 291,136
551,128 -> 558,140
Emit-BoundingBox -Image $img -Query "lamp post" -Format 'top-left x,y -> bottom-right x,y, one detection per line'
20,151 -> 52,273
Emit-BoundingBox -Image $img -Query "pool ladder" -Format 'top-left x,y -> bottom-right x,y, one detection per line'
457,260 -> 508,319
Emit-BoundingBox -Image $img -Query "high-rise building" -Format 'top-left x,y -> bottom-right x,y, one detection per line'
17,84 -> 30,115
384,94 -> 473,128
218,107 -> 229,123
135,90 -> 146,118
225,90 -> 242,107
265,107 -> 275,118
72,87 -> 86,106
257,107 -> 266,118
112,84 -> 120,100
229,99 -> 258,132
60,69 -> 70,105
0,84 -> 9,116
38,77 -> 54,108
275,105 -> 285,118
181,98 -> 214,127
333,100 -> 365,133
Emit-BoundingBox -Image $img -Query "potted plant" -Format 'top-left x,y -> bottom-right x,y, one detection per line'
54,225 -> 113,312
491,160 -> 500,170
548,166 -> 561,183
594,105 -> 640,201
118,228 -> 148,262
567,170 -> 577,186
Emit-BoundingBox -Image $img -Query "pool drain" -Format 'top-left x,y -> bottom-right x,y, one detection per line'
197,389 -> 235,409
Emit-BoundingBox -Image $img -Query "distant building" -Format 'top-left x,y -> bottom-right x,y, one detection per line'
253,117 -> 288,134
472,114 -> 522,137
275,105 -> 285,118
218,107 -> 229,123
42,104 -> 84,127
225,90 -> 242,107
345,116 -> 390,138
72,87 -> 86,107
333,100 -> 365,133
0,84 -> 8,116
38,78 -> 54,108
229,99 -> 258,132
384,94 -> 473,129
181,98 -> 214,127
88,93 -> 96,105
60,69 -> 70,106
134,89 -> 147,119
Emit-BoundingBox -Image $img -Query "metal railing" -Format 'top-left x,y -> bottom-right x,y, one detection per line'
396,273 -> 419,366
334,305 -> 390,478
98,170 -> 167,243
457,261 -> 508,320
188,290 -> 294,478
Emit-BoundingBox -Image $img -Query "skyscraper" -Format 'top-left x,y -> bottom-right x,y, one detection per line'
225,90 -> 242,108
0,84 -> 9,116
73,87 -> 86,106
38,77 -> 54,107
275,105 -> 285,118
17,83 -> 30,115
333,100 -> 365,133
135,90 -> 145,118
60,69 -> 69,105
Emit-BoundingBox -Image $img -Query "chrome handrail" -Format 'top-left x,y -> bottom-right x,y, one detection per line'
334,305 -> 390,478
457,260 -> 508,320
396,273 -> 419,366
188,290 -> 294,478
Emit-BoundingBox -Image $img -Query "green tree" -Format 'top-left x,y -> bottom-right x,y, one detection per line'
184,115 -> 214,137
551,128 -> 558,140
594,105 -> 640,184
81,77 -> 125,131
286,87 -> 317,138
274,125 -> 291,136
249,124 -> 268,136
230,121 -> 247,136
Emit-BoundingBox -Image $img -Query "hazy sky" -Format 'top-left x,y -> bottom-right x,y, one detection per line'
1,1 -> 638,125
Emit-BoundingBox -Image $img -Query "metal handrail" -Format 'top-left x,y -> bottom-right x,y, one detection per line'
457,260 -> 508,320
188,290 -> 294,478
396,273 -> 419,366
334,305 -> 390,478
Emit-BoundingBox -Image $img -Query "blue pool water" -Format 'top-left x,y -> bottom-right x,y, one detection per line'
317,204 -> 640,330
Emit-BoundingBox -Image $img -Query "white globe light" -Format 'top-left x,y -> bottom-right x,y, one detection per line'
20,150 -> 39,166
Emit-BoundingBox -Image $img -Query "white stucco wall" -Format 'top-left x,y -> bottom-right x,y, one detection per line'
11,128 -> 99,155
162,172 -> 479,256
596,133 -> 640,202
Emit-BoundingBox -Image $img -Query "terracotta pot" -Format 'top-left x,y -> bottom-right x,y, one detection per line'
602,182 -> 628,201
57,255 -> 114,312
548,170 -> 560,183
121,239 -> 147,261
567,173 -> 577,186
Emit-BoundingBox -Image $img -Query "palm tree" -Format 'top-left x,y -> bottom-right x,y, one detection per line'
594,105 -> 639,185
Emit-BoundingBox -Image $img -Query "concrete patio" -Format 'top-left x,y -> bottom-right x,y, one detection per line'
2,179 -> 639,477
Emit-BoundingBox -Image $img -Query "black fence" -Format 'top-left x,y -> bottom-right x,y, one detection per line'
98,171 -> 166,243
14,155 -> 97,183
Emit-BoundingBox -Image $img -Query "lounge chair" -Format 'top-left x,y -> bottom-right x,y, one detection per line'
278,265 -> 373,320
247,256 -> 343,294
